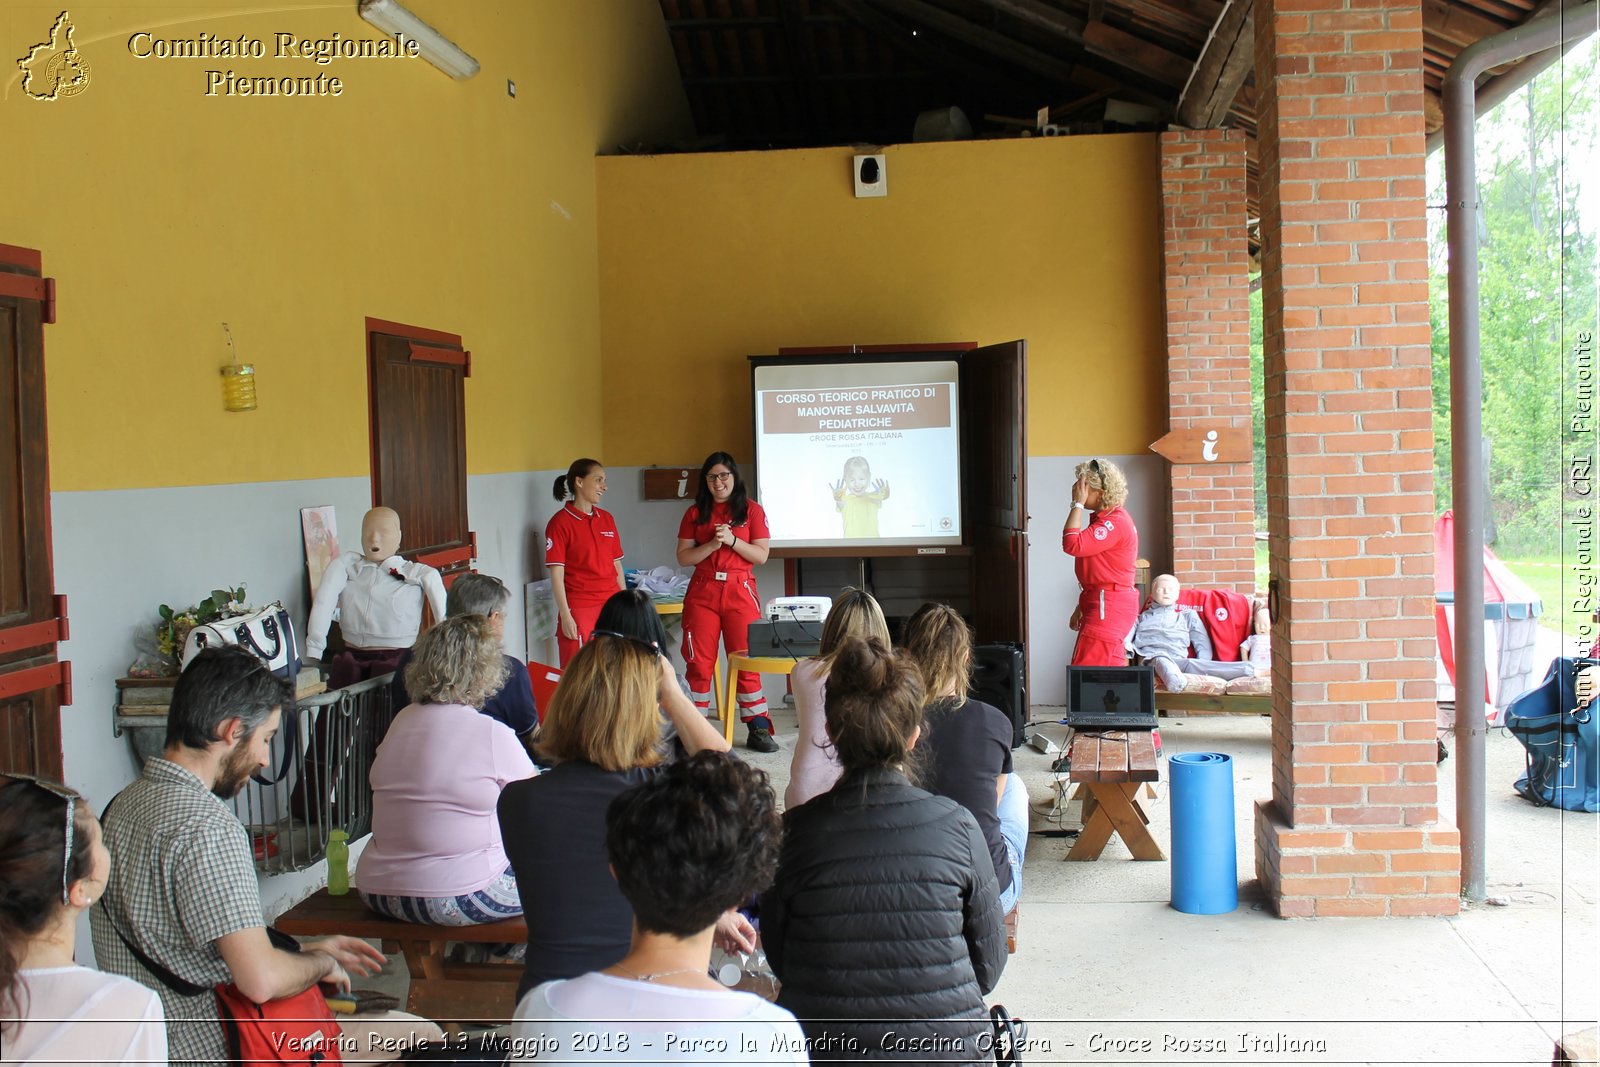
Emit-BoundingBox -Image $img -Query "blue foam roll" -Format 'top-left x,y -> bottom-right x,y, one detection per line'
1169,752 -> 1238,915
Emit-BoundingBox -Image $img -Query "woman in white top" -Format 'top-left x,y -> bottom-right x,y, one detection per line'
1,774 -> 166,1066
784,588 -> 891,809
512,752 -> 805,1064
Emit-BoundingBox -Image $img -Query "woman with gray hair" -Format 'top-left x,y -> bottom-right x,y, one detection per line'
1062,457 -> 1141,666
389,572 -> 538,743
357,614 -> 536,925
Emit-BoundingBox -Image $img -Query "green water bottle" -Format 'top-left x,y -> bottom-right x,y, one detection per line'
326,831 -> 349,896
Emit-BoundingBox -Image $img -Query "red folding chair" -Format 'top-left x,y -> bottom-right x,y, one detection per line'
528,662 -> 561,723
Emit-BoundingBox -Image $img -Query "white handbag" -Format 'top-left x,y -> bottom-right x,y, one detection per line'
181,602 -> 301,680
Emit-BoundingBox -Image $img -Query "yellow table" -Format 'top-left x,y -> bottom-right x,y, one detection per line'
722,653 -> 800,743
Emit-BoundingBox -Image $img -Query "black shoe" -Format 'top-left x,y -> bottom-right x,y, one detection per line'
746,726 -> 779,753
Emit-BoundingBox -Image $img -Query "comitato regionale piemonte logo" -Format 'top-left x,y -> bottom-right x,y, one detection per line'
17,11 -> 91,101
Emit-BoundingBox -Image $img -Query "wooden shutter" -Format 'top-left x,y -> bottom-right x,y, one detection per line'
0,244 -> 70,777
366,319 -> 473,581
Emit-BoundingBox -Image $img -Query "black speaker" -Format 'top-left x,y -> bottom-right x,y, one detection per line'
970,642 -> 1027,748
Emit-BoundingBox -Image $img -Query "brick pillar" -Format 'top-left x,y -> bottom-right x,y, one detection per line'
1159,129 -> 1257,591
1252,0 -> 1460,917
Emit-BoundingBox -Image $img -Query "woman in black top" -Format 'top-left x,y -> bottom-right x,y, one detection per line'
761,636 -> 1006,1064
900,602 -> 1027,915
495,633 -> 732,1003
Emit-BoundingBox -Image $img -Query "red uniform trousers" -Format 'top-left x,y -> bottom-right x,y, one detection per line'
1071,586 -> 1139,667
681,571 -> 770,725
556,597 -> 608,668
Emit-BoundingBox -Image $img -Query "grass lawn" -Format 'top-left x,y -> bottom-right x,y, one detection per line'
1497,556 -> 1588,639
1251,545 -> 1585,639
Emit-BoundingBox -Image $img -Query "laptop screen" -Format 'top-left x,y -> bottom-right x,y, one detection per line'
1067,665 -> 1156,716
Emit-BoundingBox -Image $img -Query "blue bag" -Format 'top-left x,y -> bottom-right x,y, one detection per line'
1501,656 -> 1599,812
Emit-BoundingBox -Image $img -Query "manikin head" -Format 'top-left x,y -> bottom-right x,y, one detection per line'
361,507 -> 402,563
843,456 -> 873,496
1150,574 -> 1181,607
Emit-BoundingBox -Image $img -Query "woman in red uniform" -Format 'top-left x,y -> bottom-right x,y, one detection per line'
1062,458 -> 1140,666
676,452 -> 775,752
545,458 -> 626,666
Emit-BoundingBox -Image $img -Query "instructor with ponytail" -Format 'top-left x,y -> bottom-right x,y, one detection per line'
545,458 -> 627,666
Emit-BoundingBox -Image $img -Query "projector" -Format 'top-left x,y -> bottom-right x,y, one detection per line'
766,596 -> 832,623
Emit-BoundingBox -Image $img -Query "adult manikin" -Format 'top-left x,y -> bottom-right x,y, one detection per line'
304,507 -> 446,688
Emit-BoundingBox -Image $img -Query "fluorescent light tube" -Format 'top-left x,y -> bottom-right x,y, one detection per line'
358,0 -> 479,80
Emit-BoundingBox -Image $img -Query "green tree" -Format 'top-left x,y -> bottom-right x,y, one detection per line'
1428,40 -> 1597,556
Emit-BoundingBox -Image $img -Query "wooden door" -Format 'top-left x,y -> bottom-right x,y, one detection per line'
366,319 -> 474,582
964,340 -> 1028,652
0,244 -> 70,778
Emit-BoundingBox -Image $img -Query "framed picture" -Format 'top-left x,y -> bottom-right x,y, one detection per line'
301,506 -> 339,599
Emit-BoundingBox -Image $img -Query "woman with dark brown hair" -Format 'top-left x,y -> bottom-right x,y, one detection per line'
1,775 -> 167,1065
761,636 -> 1006,1064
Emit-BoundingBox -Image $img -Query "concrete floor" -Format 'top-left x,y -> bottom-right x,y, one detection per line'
360,703 -> 1597,1065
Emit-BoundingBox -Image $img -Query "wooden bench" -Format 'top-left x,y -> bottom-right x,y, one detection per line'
1064,729 -> 1166,861
277,889 -> 524,1027
1156,690 -> 1271,717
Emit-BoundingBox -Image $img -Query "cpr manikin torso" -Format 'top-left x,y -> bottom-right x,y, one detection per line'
1128,574 -> 1254,692
304,507 -> 447,663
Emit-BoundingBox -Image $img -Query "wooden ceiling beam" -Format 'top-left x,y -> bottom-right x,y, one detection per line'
1420,0 -> 1508,48
873,0 -> 1080,84
778,0 -> 825,140
832,0 -> 1046,102
1081,19 -> 1192,87
1176,0 -> 1254,128
970,0 -> 1193,92
971,0 -> 1087,42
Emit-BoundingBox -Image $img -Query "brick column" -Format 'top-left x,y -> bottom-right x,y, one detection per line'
1252,0 -> 1459,917
1159,129 -> 1257,591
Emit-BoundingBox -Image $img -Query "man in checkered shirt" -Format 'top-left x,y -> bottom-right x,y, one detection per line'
91,646 -> 386,1065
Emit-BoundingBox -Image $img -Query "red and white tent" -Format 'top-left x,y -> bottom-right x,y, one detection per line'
1434,510 -> 1545,714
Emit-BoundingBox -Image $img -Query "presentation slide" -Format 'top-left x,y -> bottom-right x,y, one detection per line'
753,359 -> 962,549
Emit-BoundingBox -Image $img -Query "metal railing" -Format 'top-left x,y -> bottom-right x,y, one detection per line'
227,672 -> 396,874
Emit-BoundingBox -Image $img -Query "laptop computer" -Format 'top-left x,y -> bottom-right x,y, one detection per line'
1064,664 -> 1158,730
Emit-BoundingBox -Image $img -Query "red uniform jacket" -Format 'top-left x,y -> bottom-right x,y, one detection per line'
1063,505 -> 1139,641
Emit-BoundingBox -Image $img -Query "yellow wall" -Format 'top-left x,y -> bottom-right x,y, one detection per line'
596,136 -> 1167,465
1,1 -> 691,491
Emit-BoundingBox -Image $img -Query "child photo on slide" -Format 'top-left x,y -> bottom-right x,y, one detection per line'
831,455 -> 891,538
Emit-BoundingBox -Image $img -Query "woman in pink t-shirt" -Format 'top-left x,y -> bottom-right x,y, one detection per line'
357,615 -> 536,925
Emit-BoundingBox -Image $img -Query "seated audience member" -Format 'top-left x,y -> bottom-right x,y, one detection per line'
358,615 -> 535,926
92,647 -> 422,1065
784,587 -> 890,809
1129,574 -> 1255,692
594,588 -> 690,758
899,602 -> 1027,916
761,637 -> 1006,1063
1,775 -> 167,1065
390,572 -> 537,744
511,752 -> 805,1063
497,634 -> 735,1004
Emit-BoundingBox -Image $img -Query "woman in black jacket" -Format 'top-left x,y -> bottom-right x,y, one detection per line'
761,636 -> 1007,1063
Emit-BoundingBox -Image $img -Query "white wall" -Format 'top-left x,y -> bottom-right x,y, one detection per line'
1026,452 -> 1168,706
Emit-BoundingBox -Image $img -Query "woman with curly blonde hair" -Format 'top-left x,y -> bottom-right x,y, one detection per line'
1062,457 -> 1140,666
356,614 -> 535,926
